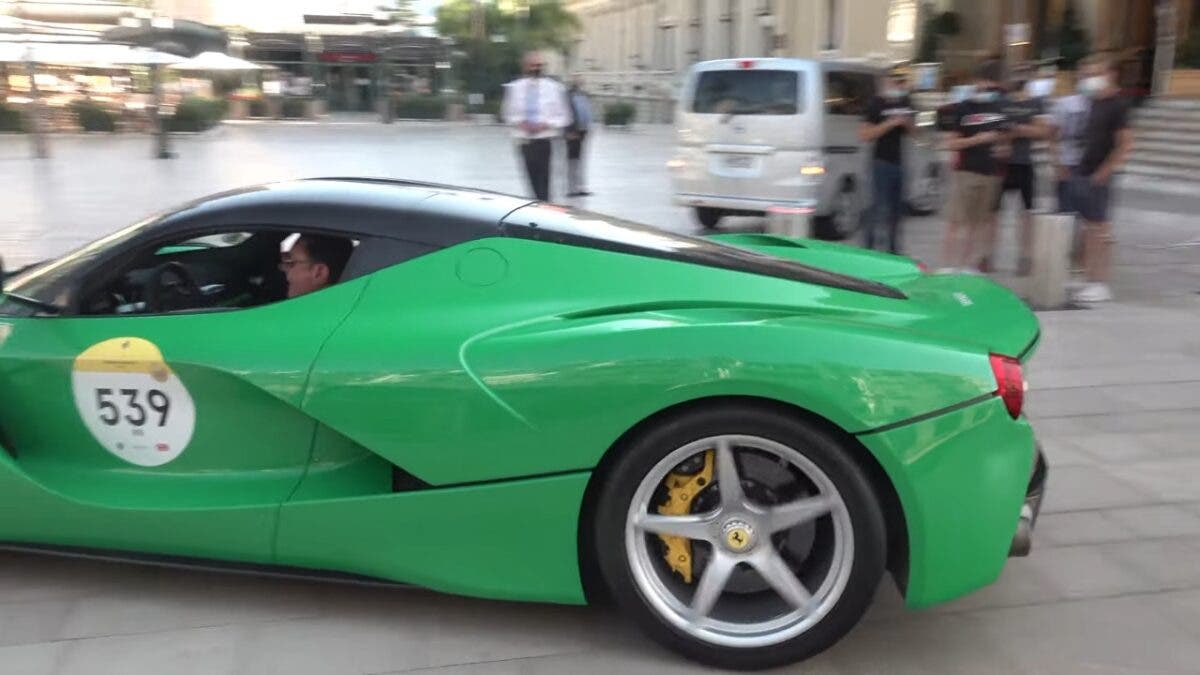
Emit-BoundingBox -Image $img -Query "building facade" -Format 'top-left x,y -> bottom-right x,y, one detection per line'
932,0 -> 1200,96
565,0 -> 918,120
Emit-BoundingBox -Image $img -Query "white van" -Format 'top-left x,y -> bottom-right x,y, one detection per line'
669,58 -> 943,239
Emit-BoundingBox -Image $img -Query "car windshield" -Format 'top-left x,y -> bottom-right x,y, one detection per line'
692,70 -> 802,115
4,216 -> 158,308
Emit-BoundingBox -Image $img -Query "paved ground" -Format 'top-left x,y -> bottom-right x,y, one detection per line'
0,122 -> 1198,674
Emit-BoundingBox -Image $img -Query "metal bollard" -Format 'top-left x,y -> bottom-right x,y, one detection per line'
765,207 -> 812,239
1029,211 -> 1075,309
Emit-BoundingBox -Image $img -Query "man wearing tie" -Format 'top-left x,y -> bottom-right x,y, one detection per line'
502,52 -> 569,202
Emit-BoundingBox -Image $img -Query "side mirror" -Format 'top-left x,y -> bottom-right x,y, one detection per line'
0,255 -> 5,294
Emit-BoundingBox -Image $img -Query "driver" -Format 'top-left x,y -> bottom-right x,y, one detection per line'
279,234 -> 353,298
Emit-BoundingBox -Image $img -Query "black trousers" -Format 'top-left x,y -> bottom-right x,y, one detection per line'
520,138 -> 552,202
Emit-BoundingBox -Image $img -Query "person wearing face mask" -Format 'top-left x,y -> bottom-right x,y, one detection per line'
502,51 -> 570,202
1067,53 -> 1133,304
940,59 -> 1008,273
858,69 -> 915,254
987,71 -> 1049,276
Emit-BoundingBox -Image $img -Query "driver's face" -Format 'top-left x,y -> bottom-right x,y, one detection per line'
280,242 -> 330,298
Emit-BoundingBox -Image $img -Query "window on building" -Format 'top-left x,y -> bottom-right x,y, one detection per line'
887,0 -> 917,44
824,0 -> 844,51
727,0 -> 738,57
690,1 -> 704,62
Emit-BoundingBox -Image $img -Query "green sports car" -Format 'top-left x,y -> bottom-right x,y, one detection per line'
0,178 -> 1045,670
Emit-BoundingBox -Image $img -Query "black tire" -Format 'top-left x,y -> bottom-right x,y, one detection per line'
593,405 -> 887,670
694,207 -> 724,229
813,180 -> 861,241
906,163 -> 943,217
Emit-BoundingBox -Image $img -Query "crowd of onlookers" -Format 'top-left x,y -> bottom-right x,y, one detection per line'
860,53 -> 1132,305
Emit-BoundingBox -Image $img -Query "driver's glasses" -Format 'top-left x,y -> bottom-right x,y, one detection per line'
279,257 -> 313,272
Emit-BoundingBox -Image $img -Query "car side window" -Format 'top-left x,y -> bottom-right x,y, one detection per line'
78,229 -> 361,317
824,70 -> 875,116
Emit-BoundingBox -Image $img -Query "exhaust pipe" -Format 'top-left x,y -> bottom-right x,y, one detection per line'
1009,503 -> 1036,557
1009,448 -> 1047,558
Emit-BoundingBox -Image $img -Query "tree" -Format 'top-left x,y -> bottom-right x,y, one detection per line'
378,0 -> 420,29
435,0 -> 581,100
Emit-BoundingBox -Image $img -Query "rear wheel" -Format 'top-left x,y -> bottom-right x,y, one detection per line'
594,406 -> 886,670
694,207 -> 725,229
814,180 -> 862,241
907,162 -> 943,216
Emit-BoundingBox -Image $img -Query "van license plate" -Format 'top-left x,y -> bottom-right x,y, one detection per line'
723,154 -> 755,169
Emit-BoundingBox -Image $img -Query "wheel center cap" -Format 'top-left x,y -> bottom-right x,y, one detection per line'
721,520 -> 756,553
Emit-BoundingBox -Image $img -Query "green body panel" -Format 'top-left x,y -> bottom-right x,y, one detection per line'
0,444 -> 278,562
858,397 -> 1037,608
0,227 -> 1040,609
274,472 -> 589,604
0,279 -> 367,559
305,237 -> 1030,486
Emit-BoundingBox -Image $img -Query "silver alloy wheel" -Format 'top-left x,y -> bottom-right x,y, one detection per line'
624,435 -> 854,649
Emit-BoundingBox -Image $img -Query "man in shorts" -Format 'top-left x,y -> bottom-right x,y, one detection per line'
987,72 -> 1048,276
1069,53 -> 1133,304
941,60 -> 1007,272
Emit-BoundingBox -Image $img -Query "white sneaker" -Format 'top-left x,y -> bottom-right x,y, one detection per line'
1073,282 -> 1113,303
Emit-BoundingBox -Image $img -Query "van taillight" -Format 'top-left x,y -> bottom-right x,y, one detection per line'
738,59 -> 756,69
989,353 -> 1025,419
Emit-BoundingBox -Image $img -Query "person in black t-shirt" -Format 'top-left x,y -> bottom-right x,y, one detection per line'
858,69 -> 915,254
987,74 -> 1049,276
1069,53 -> 1133,304
940,59 -> 1008,272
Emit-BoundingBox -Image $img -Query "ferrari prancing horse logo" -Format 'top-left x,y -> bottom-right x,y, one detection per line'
722,520 -> 756,553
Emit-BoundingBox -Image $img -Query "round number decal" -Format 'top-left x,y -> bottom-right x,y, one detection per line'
71,337 -> 196,467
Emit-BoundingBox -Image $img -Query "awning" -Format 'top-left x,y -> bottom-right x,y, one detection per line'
169,51 -> 263,72
0,41 -> 185,67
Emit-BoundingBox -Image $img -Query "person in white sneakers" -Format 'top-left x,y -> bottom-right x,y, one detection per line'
1069,53 -> 1133,304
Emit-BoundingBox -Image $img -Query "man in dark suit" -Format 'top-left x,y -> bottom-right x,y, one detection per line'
564,77 -> 593,197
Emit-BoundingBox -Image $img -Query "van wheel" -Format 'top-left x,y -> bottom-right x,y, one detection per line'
814,181 -> 861,241
694,207 -> 724,230
906,163 -> 943,216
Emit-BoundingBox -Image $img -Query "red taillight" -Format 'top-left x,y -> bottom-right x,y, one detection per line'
915,260 -> 930,273
738,59 -> 756,69
989,353 -> 1025,419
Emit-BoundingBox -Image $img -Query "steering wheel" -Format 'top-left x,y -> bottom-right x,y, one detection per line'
145,261 -> 202,313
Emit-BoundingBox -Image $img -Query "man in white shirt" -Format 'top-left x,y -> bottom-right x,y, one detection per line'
502,51 -> 570,202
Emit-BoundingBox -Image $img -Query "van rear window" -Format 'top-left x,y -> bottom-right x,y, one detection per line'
692,70 -> 801,115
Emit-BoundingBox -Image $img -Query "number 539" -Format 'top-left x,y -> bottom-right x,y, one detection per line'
95,388 -> 171,427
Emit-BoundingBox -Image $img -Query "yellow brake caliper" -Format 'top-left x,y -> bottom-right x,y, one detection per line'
656,449 -> 714,584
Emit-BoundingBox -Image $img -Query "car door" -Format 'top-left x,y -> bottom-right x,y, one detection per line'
0,227 -> 369,564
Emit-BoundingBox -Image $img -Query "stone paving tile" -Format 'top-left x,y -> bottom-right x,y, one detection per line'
1039,465 -> 1159,514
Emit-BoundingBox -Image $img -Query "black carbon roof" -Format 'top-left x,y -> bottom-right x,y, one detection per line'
153,177 -> 534,247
